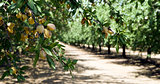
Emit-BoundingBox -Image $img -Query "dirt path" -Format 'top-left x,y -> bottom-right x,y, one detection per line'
63,43 -> 160,84
1,43 -> 160,84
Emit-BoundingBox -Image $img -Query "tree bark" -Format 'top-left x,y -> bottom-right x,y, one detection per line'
92,43 -> 95,51
99,43 -> 101,52
146,47 -> 151,61
108,44 -> 111,54
122,44 -> 126,58
88,44 -> 90,49
83,44 -> 85,48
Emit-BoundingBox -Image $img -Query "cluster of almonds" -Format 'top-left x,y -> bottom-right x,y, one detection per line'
11,67 -> 17,75
3,0 -> 56,60
37,24 -> 56,59
81,17 -> 92,25
20,23 -> 56,42
103,26 -> 114,38
0,0 -> 57,74
16,7 -> 46,25
36,23 -> 56,39
7,23 -> 15,33
14,5 -> 55,41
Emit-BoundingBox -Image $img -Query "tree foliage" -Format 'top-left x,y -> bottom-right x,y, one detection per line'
0,0 -> 78,81
61,0 -> 160,56
0,0 -> 160,82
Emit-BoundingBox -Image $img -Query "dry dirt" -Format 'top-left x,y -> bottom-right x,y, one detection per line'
0,43 -> 160,84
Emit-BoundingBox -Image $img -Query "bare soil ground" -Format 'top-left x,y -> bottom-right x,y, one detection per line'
0,43 -> 160,84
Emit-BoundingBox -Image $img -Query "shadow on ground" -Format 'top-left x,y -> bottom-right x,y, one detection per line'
1,44 -> 160,83
73,44 -> 160,80
111,57 -> 160,79
0,54 -> 102,84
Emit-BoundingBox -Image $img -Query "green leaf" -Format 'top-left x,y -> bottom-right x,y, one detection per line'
57,44 -> 65,48
49,11 -> 54,18
28,47 -> 35,52
43,47 -> 58,60
119,36 -> 125,45
1,71 -> 9,80
72,60 -> 78,65
21,66 -> 29,70
64,66 -> 69,71
15,0 -> 24,8
67,58 -> 71,64
135,2 -> 138,9
17,75 -> 25,81
9,68 -> 13,75
0,2 -> 4,7
36,4 -> 42,13
130,0 -> 135,3
0,56 -> 6,66
116,43 -> 119,53
139,0 -> 145,4
148,0 -> 152,6
33,47 -> 40,67
43,48 -> 53,56
20,75 -> 25,81
27,0 -> 38,14
50,42 -> 59,48
8,3 -> 16,12
46,55 -> 56,70
70,65 -> 75,70
33,52 -> 39,67
33,37 -> 42,67
19,71 -> 25,74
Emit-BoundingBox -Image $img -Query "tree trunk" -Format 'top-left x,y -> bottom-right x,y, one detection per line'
77,42 -> 80,46
99,43 -> 101,52
92,43 -> 95,51
99,37 -> 102,52
146,47 -> 151,61
122,44 -> 126,58
83,44 -> 85,48
108,44 -> 111,54
88,44 -> 90,49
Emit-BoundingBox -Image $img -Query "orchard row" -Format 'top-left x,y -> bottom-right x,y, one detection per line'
60,0 -> 160,59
